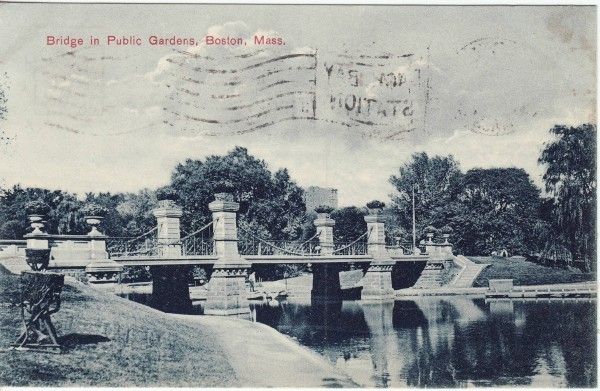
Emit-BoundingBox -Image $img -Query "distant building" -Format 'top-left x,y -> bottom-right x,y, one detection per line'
304,186 -> 338,212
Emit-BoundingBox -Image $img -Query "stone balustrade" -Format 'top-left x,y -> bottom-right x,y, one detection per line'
23,215 -> 122,284
0,239 -> 27,258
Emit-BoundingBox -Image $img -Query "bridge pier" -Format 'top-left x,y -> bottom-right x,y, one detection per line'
311,213 -> 343,302
204,193 -> 250,316
311,264 -> 343,302
150,265 -> 192,313
149,200 -> 191,313
361,212 -> 395,301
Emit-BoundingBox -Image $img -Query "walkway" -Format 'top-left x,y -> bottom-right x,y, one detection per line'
175,315 -> 356,387
450,255 -> 490,287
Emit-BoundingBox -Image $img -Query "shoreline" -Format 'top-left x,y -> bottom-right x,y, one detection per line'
0,259 -> 357,387
172,313 -> 360,387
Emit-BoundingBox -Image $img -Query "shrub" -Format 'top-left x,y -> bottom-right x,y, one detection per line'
25,200 -> 51,216
440,225 -> 454,234
423,225 -> 438,234
156,186 -> 179,201
314,205 -> 334,214
366,200 -> 386,209
82,203 -> 109,217
213,180 -> 236,194
25,248 -> 51,271
0,220 -> 25,239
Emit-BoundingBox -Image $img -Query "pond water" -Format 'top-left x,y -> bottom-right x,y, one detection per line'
248,297 -> 597,388
121,292 -> 597,388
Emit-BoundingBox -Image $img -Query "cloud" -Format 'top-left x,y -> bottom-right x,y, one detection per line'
0,7 -> 595,206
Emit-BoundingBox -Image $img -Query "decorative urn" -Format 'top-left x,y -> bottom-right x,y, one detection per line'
24,200 -> 51,235
366,200 -> 385,215
156,186 -> 180,208
314,205 -> 334,219
82,203 -> 108,236
423,225 -> 438,243
440,225 -> 453,244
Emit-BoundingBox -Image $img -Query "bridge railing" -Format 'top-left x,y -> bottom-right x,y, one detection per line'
107,235 -> 159,257
238,239 -> 321,256
181,236 -> 214,256
385,244 -> 415,256
332,241 -> 368,255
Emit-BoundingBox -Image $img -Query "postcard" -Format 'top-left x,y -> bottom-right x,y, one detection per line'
0,2 -> 596,388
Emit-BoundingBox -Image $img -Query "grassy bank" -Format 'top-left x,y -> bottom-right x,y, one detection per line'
0,264 -> 238,386
468,256 -> 596,287
0,262 -> 356,387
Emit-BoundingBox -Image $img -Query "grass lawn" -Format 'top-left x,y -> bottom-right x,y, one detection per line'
0,264 -> 239,387
468,256 -> 596,287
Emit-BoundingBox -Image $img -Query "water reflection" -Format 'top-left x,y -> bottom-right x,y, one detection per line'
251,298 -> 596,388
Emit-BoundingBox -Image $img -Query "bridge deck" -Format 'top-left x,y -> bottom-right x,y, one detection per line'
112,254 -> 428,266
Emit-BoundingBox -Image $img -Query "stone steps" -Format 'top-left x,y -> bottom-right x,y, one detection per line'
450,255 -> 489,288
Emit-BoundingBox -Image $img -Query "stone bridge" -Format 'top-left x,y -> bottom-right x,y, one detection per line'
17,193 -> 460,316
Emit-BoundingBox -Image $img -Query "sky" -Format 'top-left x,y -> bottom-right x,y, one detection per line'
0,4 -> 595,206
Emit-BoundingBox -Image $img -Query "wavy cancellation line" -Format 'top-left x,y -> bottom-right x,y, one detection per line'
168,90 -> 315,112
168,95 -> 314,125
165,52 -> 316,75
165,64 -> 316,89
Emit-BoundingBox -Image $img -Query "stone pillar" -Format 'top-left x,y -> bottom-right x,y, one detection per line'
362,212 -> 395,301
152,200 -> 183,257
414,239 -> 454,289
311,213 -> 342,302
412,262 -> 446,289
204,193 -> 250,316
314,212 -> 335,255
148,200 -> 190,310
365,213 -> 387,258
84,216 -> 123,285
361,262 -> 395,300
150,265 -> 192,313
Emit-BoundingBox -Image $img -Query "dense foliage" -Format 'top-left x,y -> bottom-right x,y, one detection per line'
539,124 -> 596,270
388,123 -> 596,271
0,186 -> 157,239
390,156 -> 542,255
331,207 -> 367,243
366,200 -> 385,209
81,203 -> 109,217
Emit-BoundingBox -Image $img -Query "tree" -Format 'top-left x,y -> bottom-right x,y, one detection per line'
170,147 -> 306,239
448,168 -> 542,255
539,124 -> 596,270
0,185 -> 87,237
115,189 -> 158,237
0,220 -> 24,239
389,152 -> 462,241
331,207 -> 367,242
169,147 -> 308,280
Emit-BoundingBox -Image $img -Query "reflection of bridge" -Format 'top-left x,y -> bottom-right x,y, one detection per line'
23,193 -> 429,315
